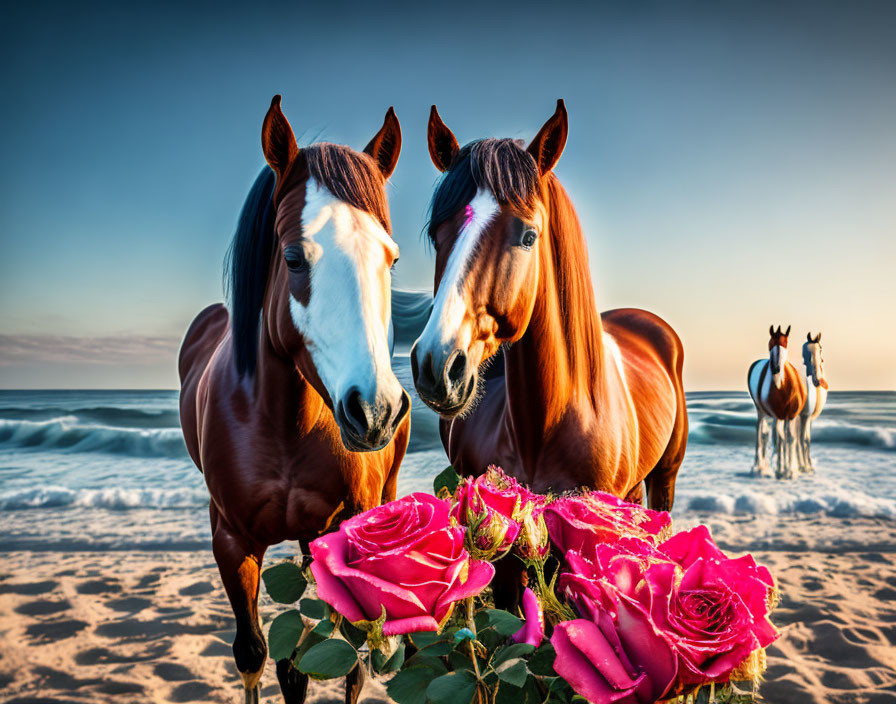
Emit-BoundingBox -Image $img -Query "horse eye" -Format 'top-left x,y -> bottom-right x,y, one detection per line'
284,248 -> 307,271
519,229 -> 538,250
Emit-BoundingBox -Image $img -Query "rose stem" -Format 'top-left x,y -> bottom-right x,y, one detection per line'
465,596 -> 483,704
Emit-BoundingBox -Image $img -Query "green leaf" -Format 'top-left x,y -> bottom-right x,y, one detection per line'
484,609 -> 523,637
491,642 -> 535,667
426,672 -> 478,704
418,639 -> 454,657
371,642 -> 406,674
495,681 -> 524,704
386,666 -> 434,704
268,610 -> 304,661
297,638 -> 358,679
495,658 -> 529,688
403,652 -> 448,676
447,649 -> 475,674
409,631 -> 443,649
290,630 -> 325,665
312,619 -> 335,637
299,597 -> 328,620
433,465 -> 461,495
528,642 -> 557,677
261,561 -> 307,604
340,620 -> 368,649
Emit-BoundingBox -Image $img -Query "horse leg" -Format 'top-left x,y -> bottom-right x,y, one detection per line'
803,418 -> 815,473
645,383 -> 688,513
276,659 -> 309,704
345,665 -> 366,704
624,482 -> 645,506
211,504 -> 267,704
491,556 -> 526,612
753,413 -> 772,477
774,419 -> 788,479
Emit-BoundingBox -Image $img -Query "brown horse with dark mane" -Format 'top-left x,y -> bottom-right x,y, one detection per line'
179,96 -> 409,704
411,99 -> 687,521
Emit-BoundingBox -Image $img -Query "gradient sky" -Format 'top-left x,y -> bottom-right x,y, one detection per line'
1,0 -> 894,389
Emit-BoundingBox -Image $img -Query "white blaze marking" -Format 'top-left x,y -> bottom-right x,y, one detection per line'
290,179 -> 399,408
421,189 -> 499,349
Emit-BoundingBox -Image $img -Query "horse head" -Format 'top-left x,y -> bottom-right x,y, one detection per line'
767,324 -> 791,386
802,332 -> 825,387
257,96 -> 409,451
411,100 -> 569,416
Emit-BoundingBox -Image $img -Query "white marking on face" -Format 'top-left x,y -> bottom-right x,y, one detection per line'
770,345 -> 787,388
289,179 -> 401,410
417,189 -> 499,352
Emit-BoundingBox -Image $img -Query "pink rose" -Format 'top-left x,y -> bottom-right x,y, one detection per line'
551,603 -> 678,704
544,492 -> 671,558
509,588 -> 544,647
309,493 -> 494,636
562,529 -> 778,688
451,466 -> 545,554
647,527 -> 778,684
559,539 -> 664,618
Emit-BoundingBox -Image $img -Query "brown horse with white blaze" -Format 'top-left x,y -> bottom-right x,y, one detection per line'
179,97 -> 409,704
411,100 -> 688,515
748,325 -> 808,479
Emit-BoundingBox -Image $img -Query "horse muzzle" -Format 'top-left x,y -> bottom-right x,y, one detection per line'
335,386 -> 410,452
410,343 -> 477,417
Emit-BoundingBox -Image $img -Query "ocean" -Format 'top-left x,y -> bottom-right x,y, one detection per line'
1,292 -> 894,552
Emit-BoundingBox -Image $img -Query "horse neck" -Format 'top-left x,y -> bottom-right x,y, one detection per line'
504,175 -> 605,431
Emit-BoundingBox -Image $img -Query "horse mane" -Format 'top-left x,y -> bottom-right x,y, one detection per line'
541,173 -> 602,384
226,144 -> 391,377
225,167 -> 277,377
427,139 -> 539,240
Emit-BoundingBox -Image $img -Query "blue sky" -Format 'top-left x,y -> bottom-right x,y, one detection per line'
1,1 -> 894,389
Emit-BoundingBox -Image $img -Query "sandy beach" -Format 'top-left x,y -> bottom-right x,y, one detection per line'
1,514 -> 894,704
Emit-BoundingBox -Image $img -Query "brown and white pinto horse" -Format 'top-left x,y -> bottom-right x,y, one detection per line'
796,332 -> 828,473
747,325 -> 807,479
411,101 -> 688,514
179,97 -> 409,704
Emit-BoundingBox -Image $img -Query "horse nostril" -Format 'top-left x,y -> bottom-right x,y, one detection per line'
410,345 -> 420,383
391,391 -> 411,430
342,388 -> 370,437
412,346 -> 436,390
445,350 -> 468,388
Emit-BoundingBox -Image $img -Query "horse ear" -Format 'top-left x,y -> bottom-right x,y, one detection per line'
261,95 -> 299,180
428,105 -> 459,172
364,107 -> 402,179
527,99 -> 568,175
816,332 -> 822,343
807,332 -> 813,342
769,325 -> 775,337
784,325 -> 791,336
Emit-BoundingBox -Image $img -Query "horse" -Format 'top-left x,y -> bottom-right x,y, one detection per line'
409,100 -> 688,603
179,96 -> 410,704
747,325 -> 807,479
795,332 -> 828,473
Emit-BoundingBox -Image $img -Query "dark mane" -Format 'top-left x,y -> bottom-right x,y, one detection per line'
225,167 -> 277,377
303,143 -> 392,233
225,144 -> 391,377
427,139 -> 539,240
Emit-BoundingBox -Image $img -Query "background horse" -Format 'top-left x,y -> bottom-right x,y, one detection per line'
796,332 -> 828,473
411,101 -> 688,513
179,96 -> 409,704
748,325 -> 807,479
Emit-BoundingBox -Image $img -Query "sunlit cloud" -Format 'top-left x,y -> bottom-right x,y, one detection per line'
0,334 -> 180,366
